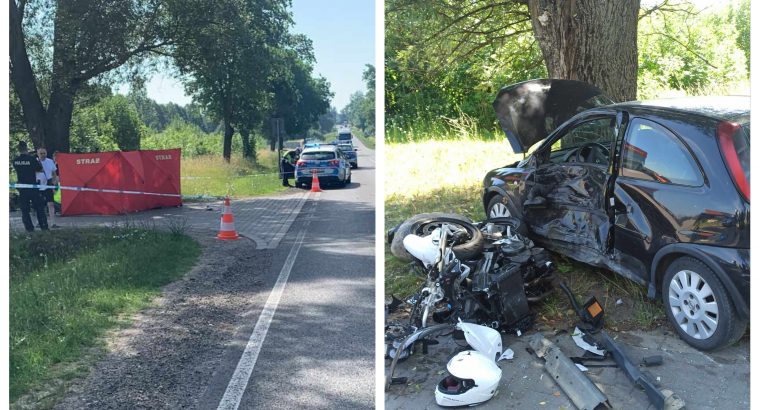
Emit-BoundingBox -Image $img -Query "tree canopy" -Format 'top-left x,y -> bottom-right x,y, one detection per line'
10,0 -> 333,161
385,0 -> 750,141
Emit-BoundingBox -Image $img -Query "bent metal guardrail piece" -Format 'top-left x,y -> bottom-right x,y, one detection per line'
528,333 -> 611,410
597,331 -> 672,410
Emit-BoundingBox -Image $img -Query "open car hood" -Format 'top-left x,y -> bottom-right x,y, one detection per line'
493,79 -> 615,154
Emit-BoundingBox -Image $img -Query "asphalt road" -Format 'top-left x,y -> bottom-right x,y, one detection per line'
199,138 -> 376,409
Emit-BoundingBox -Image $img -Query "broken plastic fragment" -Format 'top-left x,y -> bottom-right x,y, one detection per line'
516,330 -> 522,337
616,299 -> 623,305
498,348 -> 515,361
571,327 -> 605,356
575,363 -> 589,372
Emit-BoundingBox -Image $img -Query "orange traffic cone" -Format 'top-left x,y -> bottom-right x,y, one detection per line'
310,170 -> 322,192
217,197 -> 240,240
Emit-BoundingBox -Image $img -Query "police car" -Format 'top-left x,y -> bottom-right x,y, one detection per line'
295,145 -> 352,188
337,143 -> 358,168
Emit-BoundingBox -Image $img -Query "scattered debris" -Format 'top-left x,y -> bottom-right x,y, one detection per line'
641,356 -> 663,367
571,327 -> 605,356
528,333 -> 611,410
616,299 -> 623,305
498,349 -> 515,361
575,363 -> 589,372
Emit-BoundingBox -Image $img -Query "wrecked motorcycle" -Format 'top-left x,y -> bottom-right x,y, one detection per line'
385,214 -> 555,358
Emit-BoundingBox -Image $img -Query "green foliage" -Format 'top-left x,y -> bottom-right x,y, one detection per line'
341,64 -> 375,135
10,227 -> 201,402
68,94 -> 145,153
637,2 -> 749,99
732,0 -> 750,75
127,86 -> 218,133
141,120 -> 225,157
386,1 -> 749,142
385,1 -> 544,139
101,95 -> 144,150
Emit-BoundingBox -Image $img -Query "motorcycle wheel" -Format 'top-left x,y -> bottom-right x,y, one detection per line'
389,213 -> 484,262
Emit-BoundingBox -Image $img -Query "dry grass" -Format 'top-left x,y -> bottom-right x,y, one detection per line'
385,139 -> 521,199
181,150 -> 286,198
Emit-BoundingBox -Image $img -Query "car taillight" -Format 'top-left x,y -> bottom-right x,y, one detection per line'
717,121 -> 750,202
328,159 -> 340,166
296,160 -> 306,167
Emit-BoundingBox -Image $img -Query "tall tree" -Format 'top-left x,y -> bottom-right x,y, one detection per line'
173,0 -> 290,161
10,0 -> 176,153
267,44 -> 333,150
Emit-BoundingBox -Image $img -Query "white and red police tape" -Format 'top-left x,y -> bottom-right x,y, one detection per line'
10,182 -> 182,198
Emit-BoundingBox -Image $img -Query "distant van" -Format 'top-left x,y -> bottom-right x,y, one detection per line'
337,131 -> 353,142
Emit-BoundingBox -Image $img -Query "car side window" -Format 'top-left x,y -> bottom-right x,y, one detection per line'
620,118 -> 703,186
550,117 -> 616,154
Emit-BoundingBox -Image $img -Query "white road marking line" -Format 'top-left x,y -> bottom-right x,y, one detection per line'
217,192 -> 319,410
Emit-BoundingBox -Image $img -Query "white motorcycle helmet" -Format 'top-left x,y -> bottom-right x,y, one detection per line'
457,321 -> 502,361
435,350 -> 502,407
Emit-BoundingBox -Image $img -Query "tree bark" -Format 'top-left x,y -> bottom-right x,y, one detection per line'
45,80 -> 79,154
240,127 -> 255,160
528,0 -> 640,102
223,120 -> 234,162
9,1 -> 47,149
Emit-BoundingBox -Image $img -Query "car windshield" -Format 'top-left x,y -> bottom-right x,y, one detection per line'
300,151 -> 335,160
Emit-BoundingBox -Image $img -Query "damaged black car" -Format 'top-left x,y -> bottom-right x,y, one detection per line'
483,79 -> 749,350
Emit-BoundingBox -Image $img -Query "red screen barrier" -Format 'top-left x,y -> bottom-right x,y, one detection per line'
57,149 -> 181,216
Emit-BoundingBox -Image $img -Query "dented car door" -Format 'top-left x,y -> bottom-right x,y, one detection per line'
523,115 -> 617,263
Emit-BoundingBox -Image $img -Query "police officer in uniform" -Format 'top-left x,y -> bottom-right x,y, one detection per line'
12,141 -> 48,231
280,150 -> 298,187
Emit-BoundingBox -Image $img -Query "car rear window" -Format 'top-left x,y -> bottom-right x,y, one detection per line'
338,133 -> 352,140
300,151 -> 335,160
339,145 -> 353,151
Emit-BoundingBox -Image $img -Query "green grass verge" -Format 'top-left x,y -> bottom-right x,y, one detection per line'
10,227 -> 201,403
385,138 -> 664,331
352,128 -> 375,149
181,152 -> 287,198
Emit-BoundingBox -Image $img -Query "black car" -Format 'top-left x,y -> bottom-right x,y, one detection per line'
482,79 -> 749,350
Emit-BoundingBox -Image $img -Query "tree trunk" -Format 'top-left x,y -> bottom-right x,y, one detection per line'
9,1 -> 47,149
45,81 -> 79,154
528,0 -> 640,102
223,120 -> 234,162
240,127 -> 255,160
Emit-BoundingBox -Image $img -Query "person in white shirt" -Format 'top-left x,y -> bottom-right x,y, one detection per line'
36,147 -> 59,228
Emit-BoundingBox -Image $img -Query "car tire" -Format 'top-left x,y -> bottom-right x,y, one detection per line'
486,195 -> 527,235
661,256 -> 747,351
389,213 -> 484,262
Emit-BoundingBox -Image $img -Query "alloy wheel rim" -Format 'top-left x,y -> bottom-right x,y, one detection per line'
489,203 -> 511,218
668,269 -> 719,340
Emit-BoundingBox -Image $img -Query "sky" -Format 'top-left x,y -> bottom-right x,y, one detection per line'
138,0 -> 375,111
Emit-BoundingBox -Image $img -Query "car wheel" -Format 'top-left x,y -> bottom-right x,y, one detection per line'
662,257 -> 747,351
389,213 -> 484,262
486,194 -> 527,235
